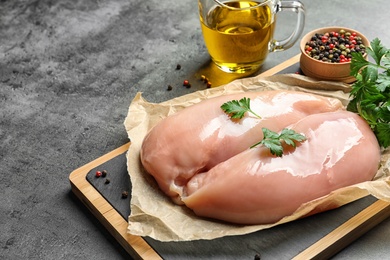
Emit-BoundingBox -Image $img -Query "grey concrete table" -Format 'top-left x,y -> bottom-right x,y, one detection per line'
1,0 -> 389,259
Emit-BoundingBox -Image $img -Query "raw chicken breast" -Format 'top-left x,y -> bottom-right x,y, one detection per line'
182,111 -> 381,224
141,90 -> 343,204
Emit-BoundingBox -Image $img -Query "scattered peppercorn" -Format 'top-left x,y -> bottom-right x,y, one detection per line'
200,74 -> 212,88
95,171 -> 102,178
101,170 -> 107,177
121,191 -> 129,199
167,85 -> 173,91
183,80 -> 190,87
105,178 -> 111,184
254,253 -> 261,260
176,64 -> 181,70
304,30 -> 366,63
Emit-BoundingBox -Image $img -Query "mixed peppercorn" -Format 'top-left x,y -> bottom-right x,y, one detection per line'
304,29 -> 366,63
95,169 -> 128,198
166,64 -> 213,91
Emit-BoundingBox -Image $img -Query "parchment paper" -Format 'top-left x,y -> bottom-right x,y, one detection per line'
124,73 -> 390,242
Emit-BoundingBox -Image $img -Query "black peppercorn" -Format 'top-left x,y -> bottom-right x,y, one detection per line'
121,191 -> 128,199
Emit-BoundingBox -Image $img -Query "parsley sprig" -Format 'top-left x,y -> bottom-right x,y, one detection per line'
220,97 -> 262,119
348,38 -> 390,148
221,97 -> 306,157
251,128 -> 307,157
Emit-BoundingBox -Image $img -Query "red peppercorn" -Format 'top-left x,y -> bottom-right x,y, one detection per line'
183,80 -> 189,86
95,171 -> 102,178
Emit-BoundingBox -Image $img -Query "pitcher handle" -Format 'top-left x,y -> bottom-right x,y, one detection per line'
270,0 -> 306,52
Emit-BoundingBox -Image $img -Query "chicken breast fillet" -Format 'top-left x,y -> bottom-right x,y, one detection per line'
182,111 -> 380,224
141,90 -> 343,204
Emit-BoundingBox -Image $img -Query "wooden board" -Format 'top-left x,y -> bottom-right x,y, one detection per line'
69,54 -> 390,259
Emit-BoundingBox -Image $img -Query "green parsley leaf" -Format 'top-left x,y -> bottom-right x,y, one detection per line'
368,38 -> 389,65
350,51 -> 369,76
279,128 -> 307,147
250,128 -> 307,157
383,55 -> 390,68
377,73 -> 390,92
376,122 -> 390,148
221,97 -> 261,119
220,97 -> 251,119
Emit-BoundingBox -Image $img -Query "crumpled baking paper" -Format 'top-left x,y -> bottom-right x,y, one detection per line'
124,73 -> 390,242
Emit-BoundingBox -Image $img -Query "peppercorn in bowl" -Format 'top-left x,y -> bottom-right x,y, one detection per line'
300,27 -> 369,83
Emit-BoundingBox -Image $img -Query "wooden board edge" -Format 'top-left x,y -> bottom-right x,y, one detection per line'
69,142 -> 162,260
292,199 -> 390,260
258,54 -> 301,77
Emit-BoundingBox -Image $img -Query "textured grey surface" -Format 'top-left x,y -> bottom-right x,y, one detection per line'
1,0 -> 389,259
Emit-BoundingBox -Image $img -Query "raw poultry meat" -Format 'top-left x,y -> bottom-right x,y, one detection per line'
182,111 -> 380,224
141,90 -> 344,205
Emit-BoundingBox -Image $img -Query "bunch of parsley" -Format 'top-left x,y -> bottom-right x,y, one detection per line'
348,38 -> 390,148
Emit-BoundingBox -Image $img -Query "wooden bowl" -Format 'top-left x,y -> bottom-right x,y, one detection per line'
300,26 -> 369,83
